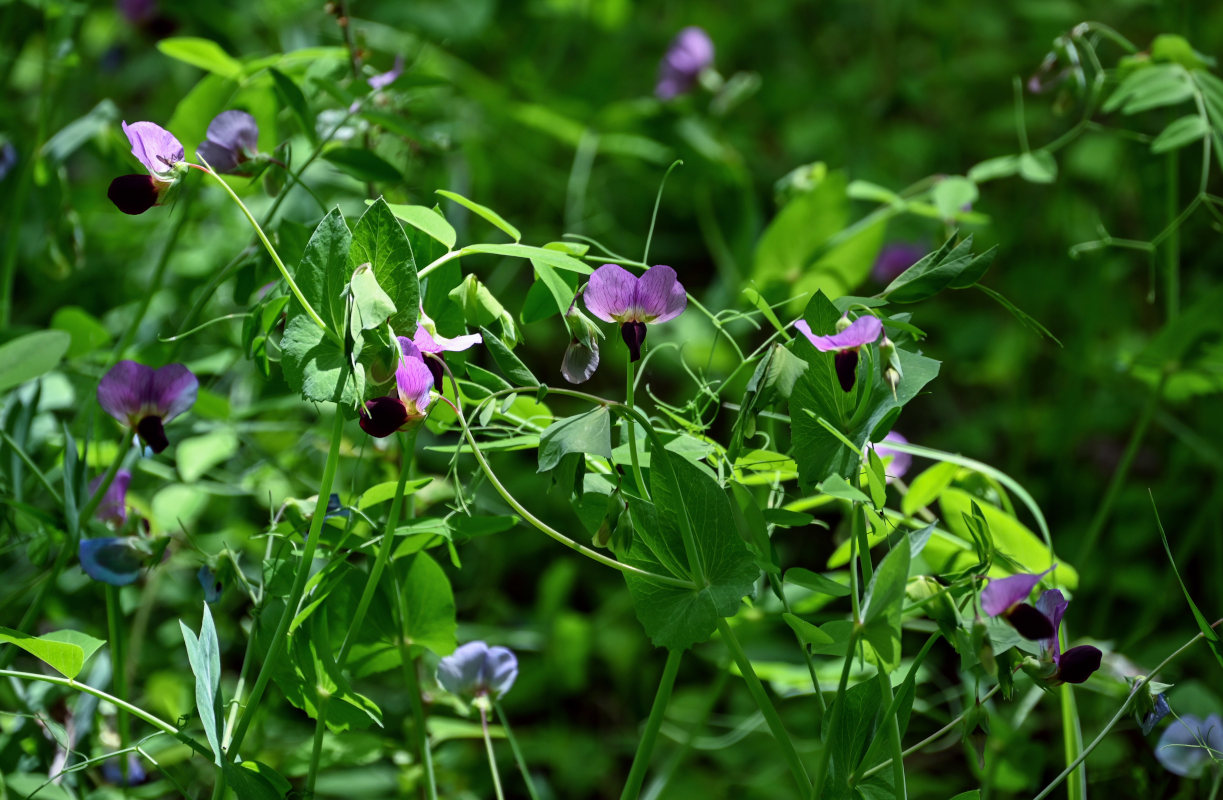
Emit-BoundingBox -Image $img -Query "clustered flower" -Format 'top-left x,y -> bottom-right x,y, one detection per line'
981,568 -> 1102,685
583,264 -> 687,363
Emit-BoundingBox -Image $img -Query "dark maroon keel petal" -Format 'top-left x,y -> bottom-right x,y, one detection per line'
360,396 -> 408,438
424,354 -> 445,395
1005,602 -> 1056,641
135,415 -> 169,453
621,321 -> 647,362
1056,645 -> 1103,684
108,174 -> 160,215
834,349 -> 859,392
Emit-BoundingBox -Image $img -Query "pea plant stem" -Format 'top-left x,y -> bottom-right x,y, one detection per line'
495,701 -> 542,800
620,648 -> 683,800
396,628 -> 438,800
715,617 -> 812,795
858,685 -> 1003,780
625,358 -> 649,499
227,407 -> 347,757
105,585 -> 132,786
481,703 -> 507,800
306,696 -> 329,796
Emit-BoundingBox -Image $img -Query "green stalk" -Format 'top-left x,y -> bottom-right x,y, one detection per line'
1060,681 -> 1086,800
765,571 -> 827,715
715,618 -> 811,794
106,585 -> 131,788
876,667 -> 906,799
198,166 -> 332,339
495,702 -> 542,800
394,571 -> 438,800
1165,149 -> 1180,320
227,408 -> 347,756
480,703 -> 506,800
859,685 -> 1002,780
0,669 -> 209,756
625,359 -> 649,499
620,649 -> 683,800
306,695 -> 329,796
338,428 -> 417,666
811,629 -> 858,800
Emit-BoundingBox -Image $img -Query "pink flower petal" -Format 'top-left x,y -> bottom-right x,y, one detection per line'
981,567 -> 1054,617
98,360 -> 154,425
584,264 -> 638,323
796,315 -> 883,352
122,121 -> 183,177
636,264 -> 686,323
150,364 -> 198,422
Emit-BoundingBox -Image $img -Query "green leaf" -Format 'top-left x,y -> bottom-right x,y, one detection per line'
1018,150 -> 1058,183
157,37 -> 242,79
782,612 -> 834,646
281,314 -> 362,405
0,330 -> 70,393
1103,64 -> 1194,115
882,235 -> 996,302
51,306 -> 111,358
357,478 -> 434,509
348,263 -> 397,340
901,461 -> 958,517
223,761 -> 286,800
0,627 -> 103,679
752,171 -> 850,298
529,257 -> 577,318
462,243 -> 591,274
967,154 -> 1020,183
975,284 -> 1062,345
862,534 -> 911,625
293,208 -> 351,337
41,99 -> 119,166
177,430 -> 239,483
323,147 -> 403,184
383,203 -> 457,250
349,198 -> 420,337
479,326 -> 538,387
823,677 -> 883,793
179,604 -> 223,765
1151,494 -> 1223,671
818,474 -> 871,504
268,68 -> 315,144
784,567 -> 851,597
1151,114 -> 1210,154
437,189 -> 521,242
618,455 -> 758,650
538,408 -> 613,472
931,176 -> 979,219
399,552 -> 457,656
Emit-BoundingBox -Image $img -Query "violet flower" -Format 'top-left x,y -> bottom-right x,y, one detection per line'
360,337 -> 434,438
1034,589 -> 1102,684
79,537 -> 146,586
368,55 -> 405,90
102,753 -> 148,786
89,469 -> 132,526
656,27 -> 714,100
869,431 -> 911,482
108,121 -> 186,215
413,308 -> 482,389
583,264 -> 686,362
872,243 -> 926,284
437,641 -> 518,700
560,297 -> 603,384
1155,714 -> 1223,777
794,314 -> 883,392
980,567 -> 1056,640
98,361 -> 198,454
196,110 -> 258,174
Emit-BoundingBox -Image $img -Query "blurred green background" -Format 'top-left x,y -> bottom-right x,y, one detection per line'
3,0 -> 1223,797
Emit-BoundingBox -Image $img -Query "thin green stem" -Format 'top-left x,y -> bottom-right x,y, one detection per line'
642,160 -> 683,265
877,666 -> 907,799
1031,627 -> 1213,800
1060,681 -> 1086,800
221,616 -> 258,751
766,571 -> 827,715
0,669 -> 209,756
397,634 -> 438,800
716,618 -> 811,794
417,249 -> 464,281
106,585 -> 132,786
438,379 -> 693,589
620,649 -> 683,800
495,702 -> 542,800
480,704 -> 507,800
1165,149 -> 1180,319
0,429 -> 61,505
306,696 -> 329,796
859,685 -> 1002,780
228,408 -> 347,756
1076,373 -> 1164,562
338,428 -> 417,666
812,630 -> 858,799
625,359 -> 649,499
198,166 -> 332,338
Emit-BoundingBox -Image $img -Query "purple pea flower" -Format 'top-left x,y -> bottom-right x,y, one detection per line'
583,264 -> 686,362
872,242 -> 926,284
196,110 -> 258,174
794,314 -> 883,393
88,469 -> 132,526
1156,714 -> 1223,777
413,308 -> 482,389
980,567 -> 1056,640
108,121 -> 186,215
360,337 -> 434,438
98,361 -> 198,454
368,55 -> 405,90
1034,589 -> 1102,684
656,27 -> 715,100
869,431 -> 911,482
560,297 -> 603,384
79,537 -> 146,586
437,641 -> 518,700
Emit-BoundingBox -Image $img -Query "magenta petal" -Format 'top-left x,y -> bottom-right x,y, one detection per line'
368,54 -> 405,90
150,364 -> 198,422
413,325 -> 481,354
803,315 -> 884,352
872,431 -> 911,482
636,264 -> 686,323
981,567 -> 1053,617
395,338 -> 434,413
122,121 -> 183,177
1036,589 -> 1069,657
89,470 -> 131,526
584,264 -> 638,323
98,361 -> 154,424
